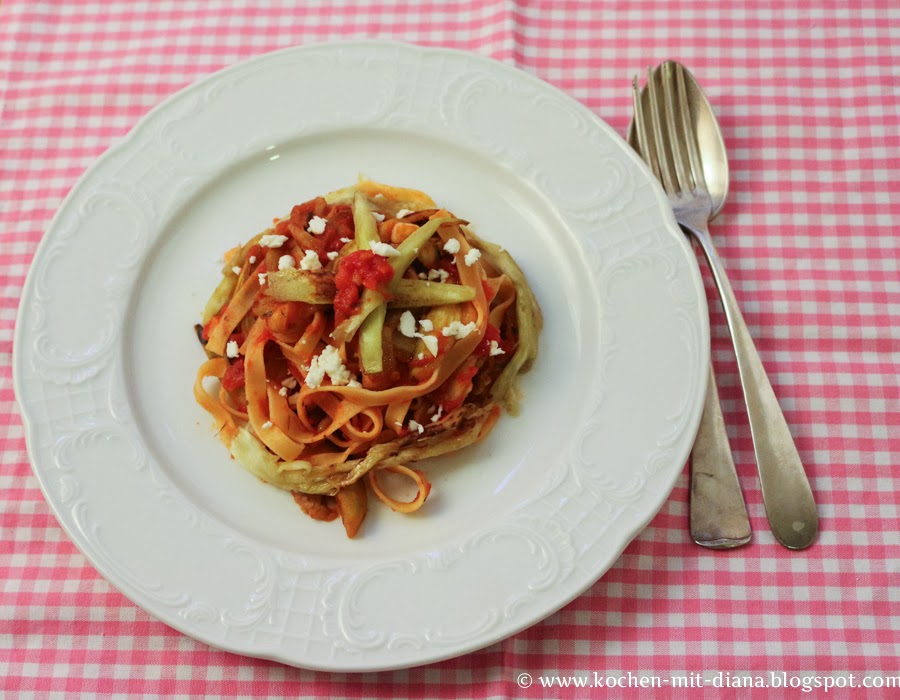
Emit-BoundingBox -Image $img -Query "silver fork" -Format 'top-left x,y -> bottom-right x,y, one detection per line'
632,62 -> 818,550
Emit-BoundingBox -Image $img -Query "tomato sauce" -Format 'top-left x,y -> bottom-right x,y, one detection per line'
333,250 -> 394,323
473,324 -> 511,357
221,357 -> 245,391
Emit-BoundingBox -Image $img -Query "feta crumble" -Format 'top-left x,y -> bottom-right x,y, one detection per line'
307,216 -> 328,235
443,238 -> 461,255
225,340 -> 240,358
278,254 -> 296,271
326,251 -> 339,261
249,255 -> 257,264
258,272 -> 267,285
372,212 -> 385,223
396,208 -> 413,218
299,249 -> 322,271
231,266 -> 242,275
430,405 -> 443,423
399,310 -> 417,338
408,419 -> 425,434
261,421 -> 273,430
489,340 -> 505,356
464,248 -> 481,266
427,268 -> 450,283
442,321 -> 478,339
418,319 -> 433,332
416,333 -> 439,357
305,344 -> 351,388
278,386 -> 288,397
370,241 -> 400,258
340,237 -> 352,244
260,234 -> 288,248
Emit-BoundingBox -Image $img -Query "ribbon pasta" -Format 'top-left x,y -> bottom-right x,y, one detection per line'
194,178 -> 542,537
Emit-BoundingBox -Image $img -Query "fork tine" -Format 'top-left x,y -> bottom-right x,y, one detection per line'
645,65 -> 677,195
631,75 -> 661,182
661,61 -> 692,192
675,62 -> 708,192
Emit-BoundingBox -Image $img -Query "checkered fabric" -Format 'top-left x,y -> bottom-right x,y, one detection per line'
2,1 -> 898,697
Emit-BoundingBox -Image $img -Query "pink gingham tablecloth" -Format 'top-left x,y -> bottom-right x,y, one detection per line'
2,1 -> 898,697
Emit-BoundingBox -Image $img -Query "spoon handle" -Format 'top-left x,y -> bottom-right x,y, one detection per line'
690,362 -> 752,548
684,221 -> 818,550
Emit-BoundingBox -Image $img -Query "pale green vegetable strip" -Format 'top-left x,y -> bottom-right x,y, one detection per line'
266,272 -> 473,308
202,249 -> 242,324
358,303 -> 387,374
353,192 -> 380,248
462,227 -> 542,414
330,289 -> 384,343
389,279 -> 475,307
345,192 -> 388,357
387,218 -> 452,286
266,270 -> 335,304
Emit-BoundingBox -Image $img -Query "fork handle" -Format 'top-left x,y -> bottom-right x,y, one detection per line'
690,362 -> 752,548
683,220 -> 819,550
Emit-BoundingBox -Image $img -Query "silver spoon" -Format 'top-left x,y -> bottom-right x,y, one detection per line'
628,66 -> 751,549
629,61 -> 818,550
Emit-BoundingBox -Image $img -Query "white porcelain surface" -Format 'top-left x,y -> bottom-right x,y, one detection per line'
13,41 -> 708,671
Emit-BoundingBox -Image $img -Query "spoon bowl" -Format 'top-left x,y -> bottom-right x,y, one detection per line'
627,62 -> 729,218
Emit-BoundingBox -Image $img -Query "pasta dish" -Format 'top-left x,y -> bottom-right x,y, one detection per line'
194,178 -> 542,537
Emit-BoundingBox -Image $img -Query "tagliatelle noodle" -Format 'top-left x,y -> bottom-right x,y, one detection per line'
194,178 -> 542,537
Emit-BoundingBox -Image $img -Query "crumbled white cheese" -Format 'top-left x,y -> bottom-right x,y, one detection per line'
396,208 -> 413,218
261,421 -> 273,430
372,212 -> 385,223
430,405 -> 443,423
225,340 -> 240,359
408,419 -> 425,434
489,340 -> 505,356
417,352 -> 425,360
249,255 -> 257,264
442,321 -> 478,339
464,248 -> 481,266
305,344 -> 351,388
260,234 -> 288,248
340,237 -> 352,244
415,333 -> 439,357
231,266 -> 242,275
418,272 -> 428,280
443,238 -> 461,255
399,310 -> 417,338
307,216 -> 328,235
278,254 -> 296,271
304,363 -> 325,389
427,268 -> 450,283
258,272 -> 267,285
281,376 -> 297,388
299,249 -> 322,271
278,386 -> 288,397
370,241 -> 400,257
347,377 -> 362,388
326,251 -> 339,261
418,319 -> 433,333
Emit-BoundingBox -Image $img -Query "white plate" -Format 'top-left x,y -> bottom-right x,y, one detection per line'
13,41 -> 707,671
